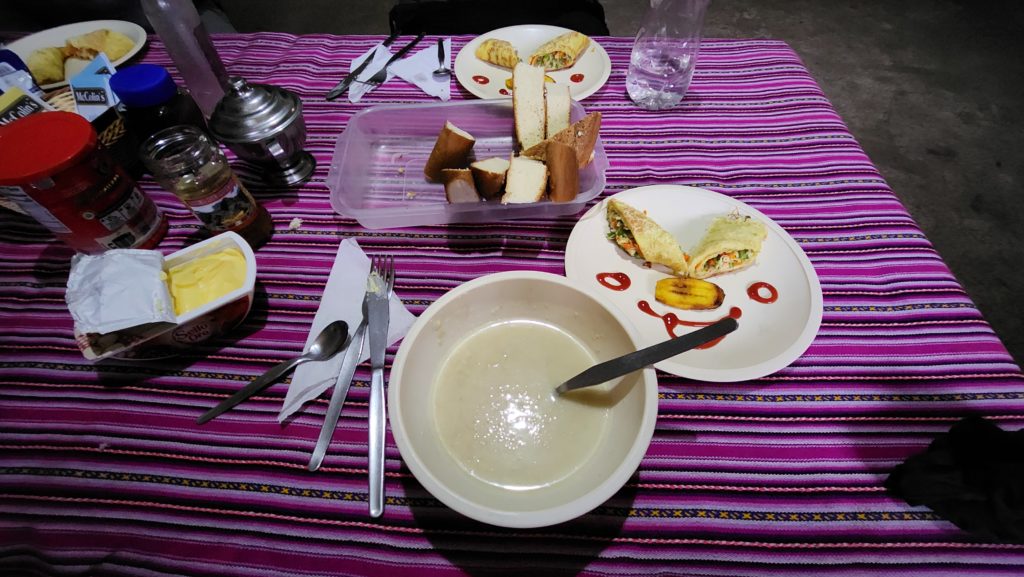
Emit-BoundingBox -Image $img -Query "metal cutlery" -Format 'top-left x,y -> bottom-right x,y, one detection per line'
361,33 -> 426,86
432,38 -> 450,80
555,317 -> 739,395
325,30 -> 400,100
366,255 -> 394,518
197,319 -> 349,424
308,304 -> 368,472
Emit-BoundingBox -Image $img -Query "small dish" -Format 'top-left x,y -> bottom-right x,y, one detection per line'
5,20 -> 147,90
454,24 -> 611,100
565,186 -> 823,382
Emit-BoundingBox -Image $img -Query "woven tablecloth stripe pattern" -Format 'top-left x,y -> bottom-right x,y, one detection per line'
1,34 -> 1023,576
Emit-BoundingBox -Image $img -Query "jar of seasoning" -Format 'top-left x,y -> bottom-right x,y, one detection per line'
140,126 -> 273,248
109,64 -> 208,148
0,111 -> 167,254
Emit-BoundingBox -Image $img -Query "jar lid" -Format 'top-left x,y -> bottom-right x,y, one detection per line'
208,77 -> 301,143
0,111 -> 97,185
110,64 -> 179,108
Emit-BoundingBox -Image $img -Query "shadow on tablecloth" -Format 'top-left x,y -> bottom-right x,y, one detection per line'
401,473 -> 637,576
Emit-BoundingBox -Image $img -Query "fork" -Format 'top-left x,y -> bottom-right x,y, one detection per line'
366,254 -> 395,517
362,33 -> 425,86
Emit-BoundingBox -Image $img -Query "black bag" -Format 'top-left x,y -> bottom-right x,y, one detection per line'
388,0 -> 609,36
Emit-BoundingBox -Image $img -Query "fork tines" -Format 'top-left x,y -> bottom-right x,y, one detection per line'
371,255 -> 395,296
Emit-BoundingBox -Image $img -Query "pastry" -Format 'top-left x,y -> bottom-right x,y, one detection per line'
606,198 -> 689,274
26,47 -> 66,85
475,38 -> 520,68
688,214 -> 768,279
528,31 -> 590,71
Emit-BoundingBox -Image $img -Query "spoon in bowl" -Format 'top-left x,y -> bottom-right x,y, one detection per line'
197,319 -> 350,424
432,38 -> 451,80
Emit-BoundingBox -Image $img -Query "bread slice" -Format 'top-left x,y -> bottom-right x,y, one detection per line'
512,62 -> 546,151
424,121 -> 475,182
441,169 -> 481,203
522,111 -> 600,168
546,141 -> 578,203
469,156 -> 510,200
545,84 -> 571,138
501,156 -> 548,204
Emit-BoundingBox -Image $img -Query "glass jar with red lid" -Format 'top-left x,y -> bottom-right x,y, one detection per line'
0,111 -> 167,253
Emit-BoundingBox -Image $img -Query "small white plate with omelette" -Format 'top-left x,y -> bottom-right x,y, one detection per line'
6,20 -> 147,90
565,185 -> 823,382
454,24 -> 611,100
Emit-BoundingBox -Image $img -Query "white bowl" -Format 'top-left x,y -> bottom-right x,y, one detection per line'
388,271 -> 657,528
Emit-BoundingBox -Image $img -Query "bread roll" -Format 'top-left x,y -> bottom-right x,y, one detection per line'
469,157 -> 510,200
512,62 -> 546,151
424,121 -> 475,182
501,156 -> 548,204
442,169 -> 481,203
523,111 -> 601,168
546,141 -> 578,203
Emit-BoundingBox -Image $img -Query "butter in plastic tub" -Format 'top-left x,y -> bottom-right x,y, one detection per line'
67,232 -> 257,361
326,99 -> 607,229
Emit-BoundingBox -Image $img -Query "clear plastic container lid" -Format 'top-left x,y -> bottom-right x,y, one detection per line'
326,99 -> 607,229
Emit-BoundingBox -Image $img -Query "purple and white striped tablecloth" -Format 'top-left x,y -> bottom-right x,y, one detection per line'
2,33 -> 1023,576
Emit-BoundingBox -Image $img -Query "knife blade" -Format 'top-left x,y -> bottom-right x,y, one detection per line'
308,318 -> 367,471
556,317 -> 739,394
325,30 -> 400,100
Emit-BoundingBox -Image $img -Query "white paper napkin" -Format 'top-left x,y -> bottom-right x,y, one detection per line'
347,39 -> 451,103
347,45 -> 397,104
278,239 -> 416,422
390,38 -> 451,101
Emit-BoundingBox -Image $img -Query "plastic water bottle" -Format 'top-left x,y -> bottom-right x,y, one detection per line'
141,0 -> 230,119
626,0 -> 710,110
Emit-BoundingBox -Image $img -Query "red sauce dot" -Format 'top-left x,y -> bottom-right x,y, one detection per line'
570,73 -> 585,83
472,75 -> 489,85
747,281 -> 779,304
596,272 -> 631,291
498,88 -> 509,95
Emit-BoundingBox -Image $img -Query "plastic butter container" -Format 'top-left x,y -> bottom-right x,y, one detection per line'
70,232 -> 257,361
326,99 -> 608,229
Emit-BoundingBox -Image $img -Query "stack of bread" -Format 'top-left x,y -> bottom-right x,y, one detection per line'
423,62 -> 601,205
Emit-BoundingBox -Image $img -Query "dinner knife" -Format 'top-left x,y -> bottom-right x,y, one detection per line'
325,30 -> 401,100
308,318 -> 367,472
555,317 -> 739,394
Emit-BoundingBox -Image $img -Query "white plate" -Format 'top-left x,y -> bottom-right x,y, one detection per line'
565,186 -> 823,382
4,20 -> 147,90
454,25 -> 611,101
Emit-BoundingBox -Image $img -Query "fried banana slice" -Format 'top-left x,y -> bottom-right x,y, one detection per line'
655,277 -> 725,311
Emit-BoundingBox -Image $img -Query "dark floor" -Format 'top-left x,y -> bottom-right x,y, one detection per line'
4,1 -> 1023,366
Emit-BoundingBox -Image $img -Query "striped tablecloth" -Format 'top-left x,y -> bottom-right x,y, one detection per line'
2,34 -> 1023,576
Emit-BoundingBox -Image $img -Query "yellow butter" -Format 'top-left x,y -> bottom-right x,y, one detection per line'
166,248 -> 246,316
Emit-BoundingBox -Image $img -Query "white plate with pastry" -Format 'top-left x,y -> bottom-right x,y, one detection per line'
5,20 -> 147,90
455,24 -> 611,101
564,185 -> 823,382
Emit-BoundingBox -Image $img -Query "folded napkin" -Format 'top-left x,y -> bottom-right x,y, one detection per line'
886,416 -> 1024,542
348,38 -> 451,103
278,239 -> 416,422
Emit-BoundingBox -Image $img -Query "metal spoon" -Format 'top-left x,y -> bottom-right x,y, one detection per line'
432,38 -> 450,80
197,320 -> 350,424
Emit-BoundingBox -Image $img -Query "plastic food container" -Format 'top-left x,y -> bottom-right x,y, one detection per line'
327,99 -> 607,229
73,232 -> 257,361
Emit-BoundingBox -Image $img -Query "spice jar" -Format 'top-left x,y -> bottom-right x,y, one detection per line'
140,126 -> 273,248
0,111 -> 167,253
110,64 -> 209,149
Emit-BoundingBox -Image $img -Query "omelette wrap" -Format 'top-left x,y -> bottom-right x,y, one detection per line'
528,31 -> 590,71
475,39 -> 520,68
606,199 -> 688,274
688,214 -> 767,279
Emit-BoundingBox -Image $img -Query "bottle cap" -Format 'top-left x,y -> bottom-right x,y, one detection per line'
110,64 -> 179,108
0,111 -> 97,185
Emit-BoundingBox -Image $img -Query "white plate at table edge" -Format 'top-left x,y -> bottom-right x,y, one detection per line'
4,20 -> 147,90
564,185 -> 823,382
454,24 -> 611,101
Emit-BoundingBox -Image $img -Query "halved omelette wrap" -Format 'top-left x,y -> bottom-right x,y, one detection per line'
475,39 -> 520,68
688,214 -> 767,279
606,199 -> 688,274
528,31 -> 590,71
